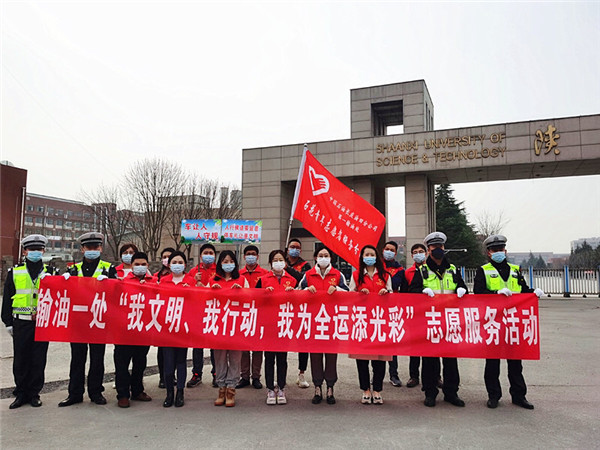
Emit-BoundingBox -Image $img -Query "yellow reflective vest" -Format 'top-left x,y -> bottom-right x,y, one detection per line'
74,260 -> 112,278
11,264 -> 50,315
482,262 -> 522,293
422,263 -> 458,294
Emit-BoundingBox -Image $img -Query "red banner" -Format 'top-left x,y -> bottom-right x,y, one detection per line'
292,149 -> 386,267
35,277 -> 540,360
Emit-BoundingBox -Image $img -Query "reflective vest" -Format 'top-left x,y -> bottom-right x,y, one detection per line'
421,263 -> 458,294
11,264 -> 50,315
482,262 -> 522,293
75,260 -> 112,278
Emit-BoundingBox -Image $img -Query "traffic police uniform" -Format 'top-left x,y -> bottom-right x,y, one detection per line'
473,234 -> 537,410
2,235 -> 54,409
59,232 -> 117,407
409,232 -> 468,407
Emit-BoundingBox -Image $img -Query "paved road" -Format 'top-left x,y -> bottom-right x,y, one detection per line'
1,298 -> 599,449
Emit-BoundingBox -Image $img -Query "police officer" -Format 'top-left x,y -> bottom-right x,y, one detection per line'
58,232 -> 117,407
409,231 -> 468,407
2,235 -> 54,409
474,235 -> 544,410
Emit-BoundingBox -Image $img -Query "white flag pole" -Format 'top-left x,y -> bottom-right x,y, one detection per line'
285,144 -> 308,248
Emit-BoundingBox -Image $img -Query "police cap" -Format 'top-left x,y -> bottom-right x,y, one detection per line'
78,232 -> 104,246
21,234 -> 48,249
483,234 -> 507,250
424,231 -> 447,247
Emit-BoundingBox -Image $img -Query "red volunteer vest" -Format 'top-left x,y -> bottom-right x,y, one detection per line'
352,270 -> 389,292
208,274 -> 246,289
304,266 -> 342,292
260,270 -> 298,291
240,265 -> 268,288
188,264 -> 217,286
159,273 -> 196,286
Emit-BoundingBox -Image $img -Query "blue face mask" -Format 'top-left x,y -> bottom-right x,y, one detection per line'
288,248 -> 300,258
222,263 -> 236,273
245,255 -> 257,265
26,250 -> 43,263
171,264 -> 185,275
383,250 -> 395,261
132,265 -> 147,277
413,253 -> 426,264
202,254 -> 215,265
84,250 -> 101,260
491,251 -> 506,263
121,254 -> 133,264
363,256 -> 376,266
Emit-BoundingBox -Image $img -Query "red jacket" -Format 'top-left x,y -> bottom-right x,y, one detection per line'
115,263 -> 130,279
240,265 -> 268,288
303,266 -> 343,292
208,274 -> 248,289
123,271 -> 156,284
259,270 -> 298,291
351,270 -> 389,292
188,264 -> 216,286
405,264 -> 420,285
159,273 -> 196,286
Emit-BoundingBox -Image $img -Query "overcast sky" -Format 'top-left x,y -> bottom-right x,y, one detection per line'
2,2 -> 599,254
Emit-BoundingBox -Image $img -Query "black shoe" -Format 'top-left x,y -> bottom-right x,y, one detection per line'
389,375 -> 402,387
252,378 -> 263,389
187,373 -> 201,388
312,386 -> 322,404
9,397 -> 27,409
163,389 -> 174,408
512,397 -> 534,410
444,396 -> 465,407
158,379 -> 165,389
58,396 -> 83,407
424,396 -> 436,407
487,398 -> 499,409
406,377 -> 419,388
326,386 -> 336,405
90,394 -> 107,405
236,378 -> 250,389
30,397 -> 42,407
212,374 -> 218,388
174,389 -> 184,407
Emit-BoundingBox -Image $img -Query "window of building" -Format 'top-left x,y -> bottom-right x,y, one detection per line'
83,212 -> 91,219
65,221 -> 72,228
46,218 -> 54,225
67,210 -> 73,217
35,217 -> 43,225
25,216 -> 33,224
64,231 -> 71,238
54,241 -> 61,249
75,211 -> 82,217
82,223 -> 90,230
74,222 -> 81,230
48,207 -> 55,214
26,205 -> 34,212
57,219 -> 63,226
37,206 -> 44,213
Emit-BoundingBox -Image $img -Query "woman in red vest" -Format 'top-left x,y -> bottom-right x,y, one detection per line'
348,245 -> 392,405
256,249 -> 297,405
115,243 -> 138,279
157,251 -> 195,408
299,246 -> 349,405
208,250 -> 249,408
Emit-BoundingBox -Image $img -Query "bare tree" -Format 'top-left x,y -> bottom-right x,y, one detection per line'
475,209 -> 510,238
125,158 -> 187,260
80,184 -> 137,260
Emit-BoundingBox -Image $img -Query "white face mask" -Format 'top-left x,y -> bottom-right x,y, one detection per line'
162,257 -> 169,267
317,257 -> 330,268
272,261 -> 286,272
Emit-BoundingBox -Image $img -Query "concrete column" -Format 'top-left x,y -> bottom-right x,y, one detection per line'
404,174 -> 435,257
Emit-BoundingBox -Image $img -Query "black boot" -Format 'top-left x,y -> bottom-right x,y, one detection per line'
175,388 -> 184,407
163,388 -> 174,407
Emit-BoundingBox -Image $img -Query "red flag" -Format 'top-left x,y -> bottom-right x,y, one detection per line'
291,148 -> 386,267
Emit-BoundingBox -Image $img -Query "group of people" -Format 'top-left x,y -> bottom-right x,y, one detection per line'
3,230 -> 544,411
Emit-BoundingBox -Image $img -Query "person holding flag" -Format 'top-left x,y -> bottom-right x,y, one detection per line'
299,246 -> 349,405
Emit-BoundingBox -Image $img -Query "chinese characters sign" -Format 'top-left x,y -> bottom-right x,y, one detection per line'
293,150 -> 386,268
181,219 -> 221,243
181,219 -> 263,244
534,124 -> 560,156
221,220 -> 262,243
36,277 -> 540,360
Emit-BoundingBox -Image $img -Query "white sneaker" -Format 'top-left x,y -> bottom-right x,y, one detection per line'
277,388 -> 287,405
361,391 -> 372,404
372,393 -> 383,405
266,389 -> 277,405
297,373 -> 309,388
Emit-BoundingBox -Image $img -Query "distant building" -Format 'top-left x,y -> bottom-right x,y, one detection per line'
1,161 -> 27,269
571,237 -> 600,251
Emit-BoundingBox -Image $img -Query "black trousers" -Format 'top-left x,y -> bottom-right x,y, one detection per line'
68,342 -> 106,398
165,347 -> 188,390
357,359 -> 386,392
298,352 -> 309,372
157,347 -> 164,381
310,353 -> 337,387
484,359 -> 527,400
114,345 -> 150,399
191,348 -> 216,376
409,356 -> 421,379
388,355 -> 398,378
12,318 -> 49,400
265,352 -> 288,390
422,357 -> 459,399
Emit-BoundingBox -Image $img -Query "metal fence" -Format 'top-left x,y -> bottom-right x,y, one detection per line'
460,266 -> 599,297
